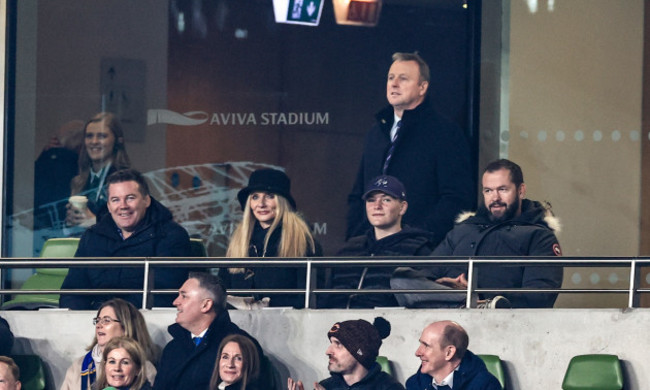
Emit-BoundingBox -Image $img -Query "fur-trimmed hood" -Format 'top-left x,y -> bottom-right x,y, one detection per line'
455,199 -> 561,234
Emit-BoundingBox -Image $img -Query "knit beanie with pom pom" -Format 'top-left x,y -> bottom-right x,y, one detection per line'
327,317 -> 391,369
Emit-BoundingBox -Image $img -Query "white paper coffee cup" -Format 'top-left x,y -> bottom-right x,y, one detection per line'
69,195 -> 88,210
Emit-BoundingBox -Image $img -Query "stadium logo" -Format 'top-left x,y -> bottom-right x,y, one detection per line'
147,109 -> 328,126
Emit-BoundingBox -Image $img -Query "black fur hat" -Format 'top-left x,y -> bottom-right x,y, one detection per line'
237,168 -> 296,210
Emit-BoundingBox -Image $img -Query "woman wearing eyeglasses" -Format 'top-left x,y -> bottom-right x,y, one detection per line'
60,298 -> 157,390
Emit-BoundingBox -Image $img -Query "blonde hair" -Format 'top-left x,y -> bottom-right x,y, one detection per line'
226,194 -> 315,259
94,336 -> 148,390
87,298 -> 157,363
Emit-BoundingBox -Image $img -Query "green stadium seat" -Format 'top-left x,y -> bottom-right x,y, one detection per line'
1,238 -> 79,309
478,354 -> 506,389
376,355 -> 393,376
562,354 -> 623,390
10,354 -> 46,390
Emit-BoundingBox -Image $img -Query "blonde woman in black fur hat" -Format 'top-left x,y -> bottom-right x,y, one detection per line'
225,168 -> 321,308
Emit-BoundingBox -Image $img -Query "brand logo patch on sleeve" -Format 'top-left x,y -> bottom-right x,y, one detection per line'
552,243 -> 562,256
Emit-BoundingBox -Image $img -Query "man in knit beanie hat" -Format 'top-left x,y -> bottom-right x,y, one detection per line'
287,317 -> 404,390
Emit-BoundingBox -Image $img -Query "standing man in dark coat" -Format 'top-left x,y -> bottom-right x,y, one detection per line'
393,159 -> 563,308
59,169 -> 191,309
406,321 -> 501,390
327,175 -> 434,308
288,317 -> 404,390
346,52 -> 475,246
154,272 -> 267,390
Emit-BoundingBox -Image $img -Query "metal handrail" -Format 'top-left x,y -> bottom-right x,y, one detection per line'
1,256 -> 649,309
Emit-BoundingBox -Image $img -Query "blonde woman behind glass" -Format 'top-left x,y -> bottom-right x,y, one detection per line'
66,112 -> 131,228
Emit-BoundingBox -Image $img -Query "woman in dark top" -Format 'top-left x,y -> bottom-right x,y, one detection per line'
209,334 -> 261,390
66,112 -> 130,228
226,168 -> 321,308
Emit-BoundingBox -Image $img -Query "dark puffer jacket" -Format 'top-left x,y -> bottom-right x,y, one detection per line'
227,221 -> 322,308
320,362 -> 404,390
325,226 -> 434,308
59,197 -> 192,309
405,350 -> 501,390
346,98 -> 475,246
430,199 -> 563,308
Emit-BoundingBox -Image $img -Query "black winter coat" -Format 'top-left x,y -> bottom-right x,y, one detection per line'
154,311 -> 264,390
430,199 -> 563,308
325,226 -> 434,308
59,197 -> 192,309
227,221 -> 322,308
320,362 -> 404,390
405,350 -> 501,390
0,316 -> 14,355
346,98 -> 475,245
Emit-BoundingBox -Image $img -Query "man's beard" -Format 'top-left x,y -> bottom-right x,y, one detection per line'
485,193 -> 520,223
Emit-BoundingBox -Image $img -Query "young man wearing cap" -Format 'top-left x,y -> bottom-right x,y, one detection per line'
324,175 -> 434,308
288,317 -> 404,390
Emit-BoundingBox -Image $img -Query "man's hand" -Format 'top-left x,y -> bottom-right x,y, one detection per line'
288,378 -> 324,390
436,273 -> 468,289
288,378 -> 305,390
65,203 -> 96,227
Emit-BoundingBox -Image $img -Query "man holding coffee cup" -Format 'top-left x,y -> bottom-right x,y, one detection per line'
60,168 -> 192,310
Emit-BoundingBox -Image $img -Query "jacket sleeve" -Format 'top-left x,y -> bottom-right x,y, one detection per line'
59,234 -> 94,309
152,224 -> 193,306
405,369 -> 431,390
152,345 -> 172,390
346,156 -> 369,240
155,223 -> 192,257
519,229 -> 563,308
59,357 -> 83,390
409,231 -> 466,280
0,316 -> 14,355
426,123 -> 476,246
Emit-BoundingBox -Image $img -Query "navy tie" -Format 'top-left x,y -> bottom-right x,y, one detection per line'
382,120 -> 402,174
436,386 -> 451,390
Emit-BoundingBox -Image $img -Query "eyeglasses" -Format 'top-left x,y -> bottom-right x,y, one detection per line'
93,316 -> 121,326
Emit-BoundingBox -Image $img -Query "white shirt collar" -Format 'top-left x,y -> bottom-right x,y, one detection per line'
432,364 -> 460,389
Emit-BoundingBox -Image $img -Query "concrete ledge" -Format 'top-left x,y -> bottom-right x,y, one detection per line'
2,308 -> 648,389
